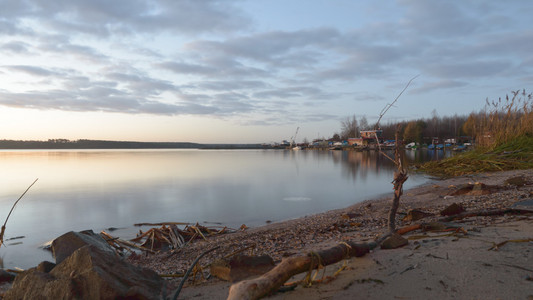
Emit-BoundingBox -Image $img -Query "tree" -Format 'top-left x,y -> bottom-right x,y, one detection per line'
340,115 -> 359,139
359,115 -> 369,131
403,120 -> 426,144
462,113 -> 478,138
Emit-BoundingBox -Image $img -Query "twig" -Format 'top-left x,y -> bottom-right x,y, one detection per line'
375,74 -> 420,128
0,178 -> 39,248
172,246 -> 220,300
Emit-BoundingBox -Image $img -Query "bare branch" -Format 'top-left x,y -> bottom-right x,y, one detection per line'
1,178 -> 39,248
375,74 -> 420,129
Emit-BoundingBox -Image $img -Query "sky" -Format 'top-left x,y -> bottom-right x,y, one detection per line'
0,0 -> 532,143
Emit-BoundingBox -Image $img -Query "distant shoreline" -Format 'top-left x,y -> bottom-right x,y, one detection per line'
0,139 -> 274,150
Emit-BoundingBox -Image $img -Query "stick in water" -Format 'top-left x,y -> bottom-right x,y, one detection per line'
0,178 -> 39,248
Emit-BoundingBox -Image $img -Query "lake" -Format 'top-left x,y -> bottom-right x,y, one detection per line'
0,149 -> 439,269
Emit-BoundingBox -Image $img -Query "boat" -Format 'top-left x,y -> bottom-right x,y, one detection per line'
452,145 -> 467,151
405,142 -> 418,150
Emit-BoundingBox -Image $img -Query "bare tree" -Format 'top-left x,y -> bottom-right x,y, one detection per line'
340,115 -> 359,139
359,115 -> 369,131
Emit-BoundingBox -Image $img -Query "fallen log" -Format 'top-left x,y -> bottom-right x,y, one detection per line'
227,240 -> 378,300
439,208 -> 529,222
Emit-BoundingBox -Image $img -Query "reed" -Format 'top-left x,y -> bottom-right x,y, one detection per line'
475,89 -> 533,149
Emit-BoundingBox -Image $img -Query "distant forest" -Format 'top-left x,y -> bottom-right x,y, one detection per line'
0,139 -> 269,150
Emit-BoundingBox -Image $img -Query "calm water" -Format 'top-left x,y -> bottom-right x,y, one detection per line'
0,149 -> 438,268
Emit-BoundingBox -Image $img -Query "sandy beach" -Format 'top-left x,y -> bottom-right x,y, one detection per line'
132,169 -> 533,300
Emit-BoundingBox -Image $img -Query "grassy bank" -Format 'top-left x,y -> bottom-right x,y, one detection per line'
418,135 -> 533,177
418,90 -> 533,177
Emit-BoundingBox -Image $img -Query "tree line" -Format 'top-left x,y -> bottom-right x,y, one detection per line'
334,89 -> 532,145
335,111 -> 473,144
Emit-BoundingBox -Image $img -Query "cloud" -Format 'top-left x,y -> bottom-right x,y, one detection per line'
399,0 -> 482,38
3,65 -> 61,77
253,86 -> 323,99
423,60 -> 512,78
0,41 -> 31,54
0,88 -> 219,116
195,80 -> 270,91
184,28 -> 339,67
0,0 -> 250,37
157,58 -> 269,78
411,80 -> 469,94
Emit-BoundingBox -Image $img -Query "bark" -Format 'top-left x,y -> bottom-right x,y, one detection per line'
227,241 -> 376,300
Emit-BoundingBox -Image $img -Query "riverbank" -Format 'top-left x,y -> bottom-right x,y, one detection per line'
123,169 -> 533,299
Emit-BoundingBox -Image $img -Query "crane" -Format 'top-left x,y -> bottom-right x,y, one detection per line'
290,127 -> 299,148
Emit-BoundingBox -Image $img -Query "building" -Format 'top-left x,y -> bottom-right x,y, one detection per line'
347,129 -> 384,146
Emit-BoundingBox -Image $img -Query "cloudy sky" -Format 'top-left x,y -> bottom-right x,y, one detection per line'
0,0 -> 531,143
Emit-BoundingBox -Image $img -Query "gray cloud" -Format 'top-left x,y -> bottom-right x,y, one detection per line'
0,88 -> 219,116
412,80 -> 469,94
185,28 -> 339,67
195,80 -> 270,91
253,86 -> 323,99
157,57 -> 270,78
0,0 -> 250,37
0,41 -> 31,54
3,65 -> 60,77
399,0 -> 482,38
423,60 -> 512,78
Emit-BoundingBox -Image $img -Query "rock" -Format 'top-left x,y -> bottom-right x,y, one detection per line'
51,230 -> 115,264
505,176 -> 528,187
210,255 -> 275,282
440,203 -> 465,216
511,199 -> 533,212
450,183 -> 498,196
381,234 -> 408,249
3,245 -> 162,300
36,261 -> 56,273
0,269 -> 16,283
450,184 -> 473,196
341,213 -> 361,220
402,209 -> 433,221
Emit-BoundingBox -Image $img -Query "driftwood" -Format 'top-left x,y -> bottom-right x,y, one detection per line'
227,240 -> 377,300
439,208 -> 530,222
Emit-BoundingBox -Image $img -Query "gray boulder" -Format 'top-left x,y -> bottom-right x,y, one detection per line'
4,244 -> 162,300
51,230 -> 115,264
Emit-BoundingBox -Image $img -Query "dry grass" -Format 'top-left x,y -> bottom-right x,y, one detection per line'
475,89 -> 533,148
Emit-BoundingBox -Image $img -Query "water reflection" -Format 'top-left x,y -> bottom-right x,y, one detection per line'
0,149 -> 434,268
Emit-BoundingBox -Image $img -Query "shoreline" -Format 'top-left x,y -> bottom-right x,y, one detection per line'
2,169 -> 532,298
128,169 -> 533,299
